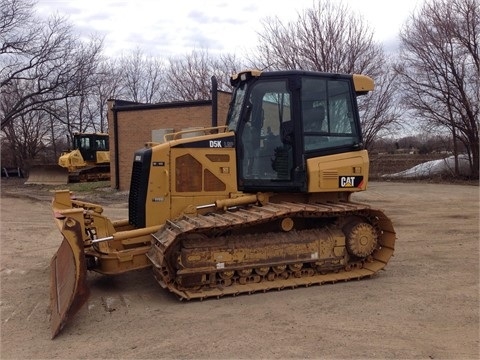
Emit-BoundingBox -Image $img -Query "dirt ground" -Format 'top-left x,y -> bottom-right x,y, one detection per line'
0,178 -> 478,359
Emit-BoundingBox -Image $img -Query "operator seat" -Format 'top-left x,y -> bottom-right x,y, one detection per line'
304,105 -> 325,132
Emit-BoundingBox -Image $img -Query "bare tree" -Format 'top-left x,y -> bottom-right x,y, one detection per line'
166,49 -> 211,101
118,48 -> 168,103
0,0 -> 104,129
1,103 -> 52,168
38,37 -> 107,143
1,0 -> 106,169
94,58 -> 125,132
252,1 -> 383,75
396,0 -> 479,178
214,53 -> 244,88
166,48 -> 243,101
0,0 -> 33,54
112,47 -> 243,110
361,66 -> 402,149
248,0 -> 401,150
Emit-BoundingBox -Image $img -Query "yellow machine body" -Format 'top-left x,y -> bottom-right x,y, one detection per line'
26,133 -> 110,185
49,70 -> 395,338
57,133 -> 110,182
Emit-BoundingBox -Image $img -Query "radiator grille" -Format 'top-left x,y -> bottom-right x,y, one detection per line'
128,148 -> 151,228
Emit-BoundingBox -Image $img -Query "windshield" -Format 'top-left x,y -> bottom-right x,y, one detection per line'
226,82 -> 247,131
302,77 -> 360,152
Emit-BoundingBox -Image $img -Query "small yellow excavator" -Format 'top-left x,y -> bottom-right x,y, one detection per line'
25,133 -> 110,185
49,70 -> 396,338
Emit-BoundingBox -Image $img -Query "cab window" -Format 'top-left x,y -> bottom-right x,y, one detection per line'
302,78 -> 359,152
239,80 -> 293,180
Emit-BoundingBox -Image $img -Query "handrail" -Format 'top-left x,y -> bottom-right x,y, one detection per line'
164,125 -> 229,141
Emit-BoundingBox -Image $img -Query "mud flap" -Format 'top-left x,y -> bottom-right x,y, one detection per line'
50,216 -> 90,339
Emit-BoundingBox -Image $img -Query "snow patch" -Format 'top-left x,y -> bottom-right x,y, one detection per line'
382,154 -> 471,179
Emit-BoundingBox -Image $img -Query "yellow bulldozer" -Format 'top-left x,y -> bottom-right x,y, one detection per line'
49,70 -> 396,338
26,133 -> 110,185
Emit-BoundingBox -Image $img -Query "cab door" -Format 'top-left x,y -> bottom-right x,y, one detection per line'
236,76 -> 305,192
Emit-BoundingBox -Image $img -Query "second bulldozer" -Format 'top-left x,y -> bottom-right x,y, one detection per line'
26,133 -> 110,185
58,132 -> 110,183
49,70 -> 396,339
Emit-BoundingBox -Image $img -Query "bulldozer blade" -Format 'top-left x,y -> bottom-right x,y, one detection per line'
50,216 -> 89,339
25,165 -> 69,185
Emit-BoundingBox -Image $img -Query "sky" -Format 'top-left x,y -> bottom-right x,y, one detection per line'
34,0 -> 423,58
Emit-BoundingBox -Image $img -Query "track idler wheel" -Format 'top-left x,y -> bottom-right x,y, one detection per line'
344,221 -> 378,258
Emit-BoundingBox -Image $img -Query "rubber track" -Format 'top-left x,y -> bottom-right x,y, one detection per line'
148,201 -> 396,300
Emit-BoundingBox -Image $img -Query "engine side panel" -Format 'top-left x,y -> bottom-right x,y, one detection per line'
306,150 -> 369,192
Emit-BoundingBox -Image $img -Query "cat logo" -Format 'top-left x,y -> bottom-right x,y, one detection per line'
339,176 -> 363,188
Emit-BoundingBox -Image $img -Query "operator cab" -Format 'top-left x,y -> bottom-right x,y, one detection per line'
73,133 -> 109,161
227,70 -> 367,193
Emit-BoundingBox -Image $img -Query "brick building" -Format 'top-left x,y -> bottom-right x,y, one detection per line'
107,91 -> 231,190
